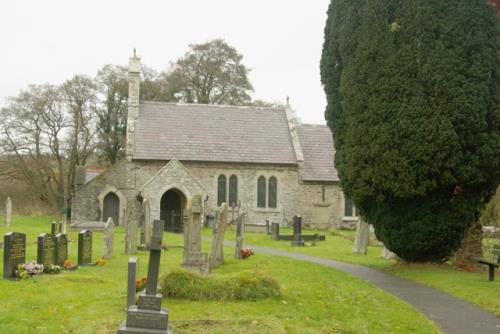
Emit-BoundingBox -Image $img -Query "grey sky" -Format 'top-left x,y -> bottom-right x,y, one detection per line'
0,0 -> 330,124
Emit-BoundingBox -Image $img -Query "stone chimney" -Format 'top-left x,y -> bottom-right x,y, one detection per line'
126,50 -> 141,161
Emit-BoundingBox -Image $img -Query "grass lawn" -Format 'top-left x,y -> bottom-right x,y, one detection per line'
222,226 -> 500,316
0,216 -> 440,334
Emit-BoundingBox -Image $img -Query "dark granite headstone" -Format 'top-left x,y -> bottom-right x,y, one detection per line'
51,221 -> 61,236
78,230 -> 93,265
291,215 -> 305,247
271,222 -> 280,241
118,220 -> 171,334
3,232 -> 26,279
55,233 -> 68,266
37,233 -> 56,267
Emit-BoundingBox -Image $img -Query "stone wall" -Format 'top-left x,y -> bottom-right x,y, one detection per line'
72,159 -> 354,230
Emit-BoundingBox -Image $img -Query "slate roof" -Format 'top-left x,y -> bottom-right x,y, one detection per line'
133,102 -> 297,164
297,124 -> 338,182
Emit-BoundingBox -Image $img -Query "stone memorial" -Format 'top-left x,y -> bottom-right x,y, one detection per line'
61,208 -> 68,234
142,199 -> 151,250
182,194 -> 209,274
51,221 -> 62,236
381,245 -> 397,259
55,233 -> 68,266
4,197 -> 11,227
78,230 -> 93,265
127,257 -> 138,309
271,222 -> 280,241
103,217 -> 115,259
353,219 -> 369,255
125,213 -> 138,254
37,233 -> 56,267
3,232 -> 26,279
291,215 -> 305,247
234,210 -> 246,259
118,219 -> 172,334
209,202 -> 228,269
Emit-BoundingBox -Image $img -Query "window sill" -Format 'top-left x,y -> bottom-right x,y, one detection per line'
254,208 -> 281,214
342,216 -> 359,221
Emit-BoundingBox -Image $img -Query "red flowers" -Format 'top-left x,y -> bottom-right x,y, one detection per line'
240,248 -> 255,259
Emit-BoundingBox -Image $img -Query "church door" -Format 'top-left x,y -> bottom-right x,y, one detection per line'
160,190 -> 183,232
103,192 -> 120,226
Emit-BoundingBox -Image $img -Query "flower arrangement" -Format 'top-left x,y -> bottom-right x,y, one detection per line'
136,277 -> 147,292
43,264 -> 61,274
15,261 -> 44,279
95,258 -> 106,266
240,248 -> 255,259
63,259 -> 73,269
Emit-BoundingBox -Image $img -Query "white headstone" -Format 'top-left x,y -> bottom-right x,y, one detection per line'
103,217 -> 115,258
381,245 -> 397,259
4,197 -> 12,227
353,219 -> 369,255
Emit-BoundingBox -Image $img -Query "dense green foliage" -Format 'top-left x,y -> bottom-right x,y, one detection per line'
321,0 -> 500,261
160,268 -> 281,301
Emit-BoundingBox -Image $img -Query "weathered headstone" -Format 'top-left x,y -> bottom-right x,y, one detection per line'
55,233 -> 68,266
271,222 -> 280,241
118,219 -> 171,334
234,210 -> 246,259
37,233 -> 56,267
353,219 -> 369,255
291,215 -> 305,247
3,232 -> 26,279
78,230 -> 93,265
142,199 -> 151,250
4,197 -> 12,227
209,203 -> 228,269
125,213 -> 137,254
61,208 -> 68,234
381,245 -> 397,259
127,256 -> 138,309
266,219 -> 271,235
103,217 -> 115,259
51,221 -> 61,236
182,194 -> 209,273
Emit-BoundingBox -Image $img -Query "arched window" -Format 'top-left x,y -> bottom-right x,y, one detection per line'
268,176 -> 277,208
228,175 -> 238,207
217,175 -> 227,206
257,176 -> 266,208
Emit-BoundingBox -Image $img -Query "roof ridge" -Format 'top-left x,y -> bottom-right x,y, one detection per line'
300,123 -> 329,127
141,101 -> 285,112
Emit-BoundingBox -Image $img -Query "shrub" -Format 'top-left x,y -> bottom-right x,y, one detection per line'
159,269 -> 281,301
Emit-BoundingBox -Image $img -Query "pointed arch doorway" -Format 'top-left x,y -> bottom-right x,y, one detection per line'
103,192 -> 120,226
160,188 -> 186,232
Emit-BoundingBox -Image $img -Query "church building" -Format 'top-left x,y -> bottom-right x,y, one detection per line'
71,55 -> 358,231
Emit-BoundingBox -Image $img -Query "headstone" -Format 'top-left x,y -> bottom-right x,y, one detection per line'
234,210 -> 246,259
265,219 -> 271,235
78,230 -> 93,265
381,245 -> 397,259
51,221 -> 61,236
55,233 -> 68,266
209,203 -> 228,269
103,218 -> 115,259
291,215 -> 305,247
4,197 -> 12,227
271,222 -> 280,240
182,194 -> 209,273
127,257 -> 138,309
118,220 -> 172,334
61,208 -> 68,234
353,219 -> 369,255
142,199 -> 151,249
125,213 -> 137,254
37,233 -> 56,267
3,232 -> 26,279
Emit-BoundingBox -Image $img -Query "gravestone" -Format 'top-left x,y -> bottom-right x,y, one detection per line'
127,257 -> 138,309
381,245 -> 397,259
51,221 -> 62,236
234,210 -> 246,259
61,208 -> 68,234
125,214 -> 137,254
103,218 -> 115,259
37,233 -> 56,267
4,197 -> 12,227
78,230 -> 93,265
291,215 -> 305,247
271,222 -> 280,241
182,194 -> 209,274
3,232 -> 26,279
353,219 -> 369,255
266,219 -> 271,235
118,220 -> 171,334
142,199 -> 151,250
209,203 -> 228,269
55,233 -> 68,266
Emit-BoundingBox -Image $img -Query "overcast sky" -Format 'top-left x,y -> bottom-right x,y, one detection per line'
0,0 -> 330,124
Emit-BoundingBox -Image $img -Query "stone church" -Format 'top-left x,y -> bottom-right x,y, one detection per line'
71,55 -> 358,231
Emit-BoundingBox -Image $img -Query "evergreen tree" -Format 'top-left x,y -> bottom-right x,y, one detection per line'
321,0 -> 500,261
